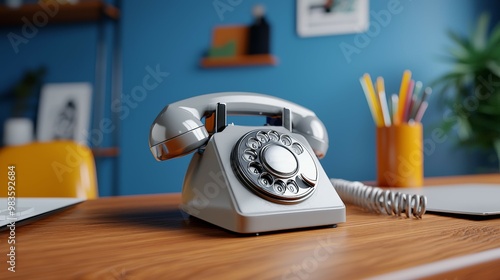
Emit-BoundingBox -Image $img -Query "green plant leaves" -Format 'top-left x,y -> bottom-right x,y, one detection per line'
486,61 -> 500,78
472,13 -> 489,50
434,12 -> 500,168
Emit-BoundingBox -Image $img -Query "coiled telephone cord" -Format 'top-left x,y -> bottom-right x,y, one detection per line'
330,178 -> 427,219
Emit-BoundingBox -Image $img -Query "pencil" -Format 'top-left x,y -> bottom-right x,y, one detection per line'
391,94 -> 399,125
396,70 -> 412,125
377,77 -> 391,126
414,101 -> 429,122
421,87 -> 432,103
359,77 -> 379,126
412,87 -> 432,120
402,79 -> 415,122
362,74 -> 384,127
409,81 -> 423,120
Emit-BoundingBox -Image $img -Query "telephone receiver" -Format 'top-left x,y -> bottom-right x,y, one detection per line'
149,92 -> 345,234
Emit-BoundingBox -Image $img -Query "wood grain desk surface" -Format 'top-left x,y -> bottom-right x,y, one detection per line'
2,174 -> 500,279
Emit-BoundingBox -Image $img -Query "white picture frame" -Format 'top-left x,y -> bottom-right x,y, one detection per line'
37,83 -> 93,145
297,0 -> 369,37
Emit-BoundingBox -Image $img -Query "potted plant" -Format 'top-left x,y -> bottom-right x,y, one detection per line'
2,67 -> 45,146
434,14 -> 500,170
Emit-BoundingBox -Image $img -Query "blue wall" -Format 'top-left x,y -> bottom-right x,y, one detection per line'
1,1 -> 498,196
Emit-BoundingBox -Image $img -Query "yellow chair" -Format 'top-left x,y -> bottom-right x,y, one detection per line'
0,141 -> 98,199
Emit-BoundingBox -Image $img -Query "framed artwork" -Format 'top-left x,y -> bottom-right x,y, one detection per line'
37,83 -> 92,145
297,0 -> 369,37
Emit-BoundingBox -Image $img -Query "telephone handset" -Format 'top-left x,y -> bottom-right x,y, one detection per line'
149,92 -> 346,233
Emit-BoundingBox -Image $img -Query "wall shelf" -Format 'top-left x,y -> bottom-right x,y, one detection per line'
0,1 -> 119,26
92,147 -> 120,157
200,54 -> 277,68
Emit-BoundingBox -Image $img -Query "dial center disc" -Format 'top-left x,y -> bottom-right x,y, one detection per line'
261,145 -> 298,177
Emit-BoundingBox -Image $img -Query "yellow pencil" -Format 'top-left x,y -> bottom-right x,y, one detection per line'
396,70 -> 412,125
363,73 -> 383,127
359,77 -> 378,126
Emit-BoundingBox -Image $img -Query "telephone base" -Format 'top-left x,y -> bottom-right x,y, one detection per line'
185,214 -> 341,235
180,126 -> 346,234
182,203 -> 345,234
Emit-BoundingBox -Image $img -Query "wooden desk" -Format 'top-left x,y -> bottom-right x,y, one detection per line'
2,174 -> 500,279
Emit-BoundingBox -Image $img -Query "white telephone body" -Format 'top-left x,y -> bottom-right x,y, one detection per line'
149,92 -> 346,233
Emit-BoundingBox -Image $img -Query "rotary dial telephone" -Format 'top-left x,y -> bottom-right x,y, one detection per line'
149,92 -> 345,233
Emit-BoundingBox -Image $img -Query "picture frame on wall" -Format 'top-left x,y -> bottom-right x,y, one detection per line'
297,0 -> 369,37
37,83 -> 93,145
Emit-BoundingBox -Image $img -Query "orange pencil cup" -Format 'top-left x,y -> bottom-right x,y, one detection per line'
376,123 -> 423,187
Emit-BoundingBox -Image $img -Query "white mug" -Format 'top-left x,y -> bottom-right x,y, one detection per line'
3,118 -> 34,146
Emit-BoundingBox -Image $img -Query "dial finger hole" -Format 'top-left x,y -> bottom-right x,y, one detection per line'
246,137 -> 262,150
280,135 -> 292,146
286,180 -> 299,194
248,162 -> 262,175
256,131 -> 270,143
273,180 -> 286,195
259,173 -> 274,187
242,149 -> 258,161
291,143 -> 303,155
268,130 -> 280,142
